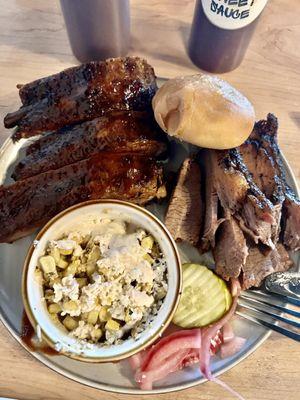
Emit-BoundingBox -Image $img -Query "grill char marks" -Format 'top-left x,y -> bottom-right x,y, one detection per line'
0,153 -> 165,243
250,114 -> 300,251
204,115 -> 296,288
165,158 -> 203,246
12,111 -> 167,181
209,148 -> 276,248
239,140 -> 284,243
4,57 -> 157,140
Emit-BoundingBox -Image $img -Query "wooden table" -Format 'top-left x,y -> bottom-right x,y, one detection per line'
0,1 -> 299,399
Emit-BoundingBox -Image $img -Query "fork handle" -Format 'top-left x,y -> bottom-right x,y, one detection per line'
236,311 -> 300,342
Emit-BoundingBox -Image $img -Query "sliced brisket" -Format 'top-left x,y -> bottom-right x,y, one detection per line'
208,149 -> 277,248
241,243 -> 293,289
165,158 -> 203,246
251,114 -> 300,251
201,151 -> 225,251
239,140 -> 284,243
213,213 -> 248,281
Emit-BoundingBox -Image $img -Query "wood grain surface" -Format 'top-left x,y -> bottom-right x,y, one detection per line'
0,1 -> 299,399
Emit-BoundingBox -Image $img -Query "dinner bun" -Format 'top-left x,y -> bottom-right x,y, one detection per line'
152,75 -> 255,149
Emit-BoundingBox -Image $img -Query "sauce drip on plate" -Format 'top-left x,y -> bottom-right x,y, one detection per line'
21,311 -> 59,356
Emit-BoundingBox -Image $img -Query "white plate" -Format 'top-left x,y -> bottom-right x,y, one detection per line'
0,127 -> 299,395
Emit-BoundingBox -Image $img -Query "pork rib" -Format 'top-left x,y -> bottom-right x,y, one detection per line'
251,114 -> 300,251
0,153 -> 166,243
164,158 -> 203,246
4,57 -> 157,140
12,111 -> 167,181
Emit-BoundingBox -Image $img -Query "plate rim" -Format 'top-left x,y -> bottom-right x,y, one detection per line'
0,137 -> 299,395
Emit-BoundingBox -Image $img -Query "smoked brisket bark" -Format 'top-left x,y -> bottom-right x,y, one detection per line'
4,57 -> 157,140
208,149 -> 277,248
0,153 -> 166,243
12,111 -> 167,181
251,114 -> 300,251
239,140 -> 284,244
165,158 -> 203,246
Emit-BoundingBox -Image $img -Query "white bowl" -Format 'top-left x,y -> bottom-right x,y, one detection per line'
22,200 -> 181,362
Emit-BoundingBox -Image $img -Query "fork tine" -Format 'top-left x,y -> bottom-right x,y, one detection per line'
246,290 -> 300,307
236,310 -> 300,342
240,293 -> 300,318
238,298 -> 300,328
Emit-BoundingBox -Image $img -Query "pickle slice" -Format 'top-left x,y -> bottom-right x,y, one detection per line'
173,263 -> 232,328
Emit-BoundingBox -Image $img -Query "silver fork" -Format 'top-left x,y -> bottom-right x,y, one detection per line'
237,272 -> 300,342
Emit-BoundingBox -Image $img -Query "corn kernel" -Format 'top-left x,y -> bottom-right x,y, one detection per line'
63,260 -> 80,277
34,268 -> 44,284
92,328 -> 102,341
87,310 -> 99,325
86,262 -> 96,276
81,312 -> 89,321
76,277 -> 87,288
44,289 -> 54,301
87,246 -> 101,262
105,319 -> 120,331
143,253 -> 154,265
63,316 -> 78,331
50,313 -> 60,324
58,247 -> 73,256
141,236 -> 154,251
57,257 -> 69,270
48,303 -> 61,314
99,306 -> 109,322
49,247 -> 61,264
39,256 -> 56,274
63,300 -> 78,312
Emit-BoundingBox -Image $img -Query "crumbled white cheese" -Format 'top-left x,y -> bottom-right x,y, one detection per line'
51,239 -> 77,251
42,219 -> 168,347
53,275 -> 79,303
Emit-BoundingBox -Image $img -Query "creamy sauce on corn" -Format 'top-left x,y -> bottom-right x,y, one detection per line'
37,219 -> 168,347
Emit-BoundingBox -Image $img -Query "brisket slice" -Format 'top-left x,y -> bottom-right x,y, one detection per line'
241,243 -> 293,289
239,140 -> 284,243
208,149 -> 277,248
0,153 -> 166,243
213,213 -> 292,289
251,114 -> 300,251
165,158 -> 203,246
201,151 -> 225,252
12,111 -> 167,181
213,214 -> 248,281
4,57 -> 157,140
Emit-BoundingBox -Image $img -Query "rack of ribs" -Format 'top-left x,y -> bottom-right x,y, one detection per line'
4,57 -> 157,140
0,153 -> 166,243
12,111 -> 168,180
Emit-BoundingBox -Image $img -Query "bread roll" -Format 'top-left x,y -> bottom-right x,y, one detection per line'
152,75 -> 255,149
